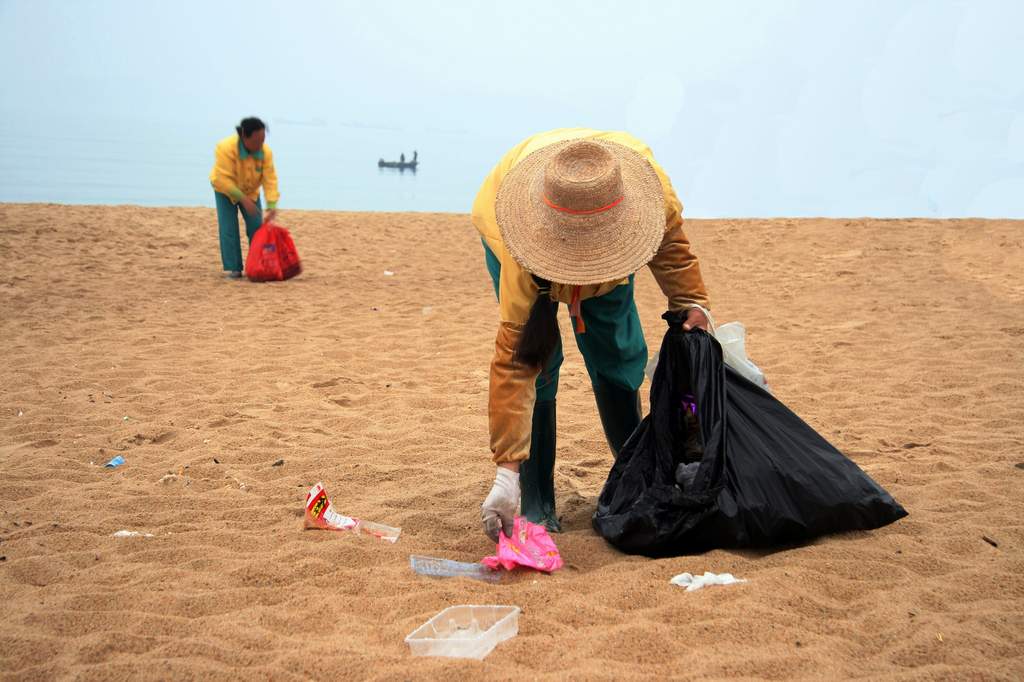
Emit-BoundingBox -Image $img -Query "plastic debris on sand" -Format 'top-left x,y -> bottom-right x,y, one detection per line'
670,571 -> 747,592
112,530 -> 154,538
410,555 -> 501,583
482,517 -> 563,573
304,482 -> 401,542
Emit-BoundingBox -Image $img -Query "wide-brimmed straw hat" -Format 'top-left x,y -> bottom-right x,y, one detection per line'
495,138 -> 665,286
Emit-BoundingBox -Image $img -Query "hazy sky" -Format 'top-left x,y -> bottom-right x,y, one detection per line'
1,0 -> 1022,216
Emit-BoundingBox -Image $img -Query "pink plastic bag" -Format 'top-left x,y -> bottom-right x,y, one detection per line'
482,517 -> 563,573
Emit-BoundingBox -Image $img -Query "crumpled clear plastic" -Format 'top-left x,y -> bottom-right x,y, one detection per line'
670,571 -> 747,592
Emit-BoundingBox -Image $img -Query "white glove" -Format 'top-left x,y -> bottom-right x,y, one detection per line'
481,467 -> 519,542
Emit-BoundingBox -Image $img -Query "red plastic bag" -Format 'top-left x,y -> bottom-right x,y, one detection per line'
245,222 -> 302,281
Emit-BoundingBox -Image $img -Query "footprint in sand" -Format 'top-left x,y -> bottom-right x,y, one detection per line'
208,414 -> 252,428
122,431 -> 177,446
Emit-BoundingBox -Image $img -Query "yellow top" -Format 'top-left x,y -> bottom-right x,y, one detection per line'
209,134 -> 280,209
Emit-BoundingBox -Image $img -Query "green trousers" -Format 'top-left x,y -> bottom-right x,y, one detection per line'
484,241 -> 646,530
215,191 -> 262,272
483,242 -> 648,399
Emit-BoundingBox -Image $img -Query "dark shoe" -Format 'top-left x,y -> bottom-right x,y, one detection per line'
519,399 -> 561,532
593,383 -> 642,458
225,270 -> 242,279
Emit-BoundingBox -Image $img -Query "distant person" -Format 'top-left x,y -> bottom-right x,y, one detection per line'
473,129 -> 711,540
400,153 -> 406,164
413,150 -> 418,163
209,117 -> 280,278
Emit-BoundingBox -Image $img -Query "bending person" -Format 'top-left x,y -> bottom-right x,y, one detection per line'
472,129 -> 711,540
209,117 -> 280,278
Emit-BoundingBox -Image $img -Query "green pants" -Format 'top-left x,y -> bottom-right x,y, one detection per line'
215,191 -> 262,272
483,242 -> 648,401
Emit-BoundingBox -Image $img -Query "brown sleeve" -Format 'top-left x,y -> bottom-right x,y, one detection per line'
488,322 -> 540,464
647,222 -> 710,312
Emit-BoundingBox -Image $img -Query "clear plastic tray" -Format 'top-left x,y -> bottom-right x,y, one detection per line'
405,605 -> 520,660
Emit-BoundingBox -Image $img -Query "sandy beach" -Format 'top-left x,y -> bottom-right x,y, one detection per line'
1,203 -> 1022,680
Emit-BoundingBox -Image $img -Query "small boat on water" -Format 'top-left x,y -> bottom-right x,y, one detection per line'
378,159 -> 418,170
379,151 -> 419,171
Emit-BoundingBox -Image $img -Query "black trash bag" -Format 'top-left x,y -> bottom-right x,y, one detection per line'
593,311 -> 907,556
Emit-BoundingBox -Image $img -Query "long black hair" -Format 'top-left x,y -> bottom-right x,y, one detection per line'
513,276 -> 561,367
236,117 -> 267,138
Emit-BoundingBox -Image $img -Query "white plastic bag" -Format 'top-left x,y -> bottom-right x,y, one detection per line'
714,322 -> 770,392
645,321 -> 770,393
670,571 -> 747,592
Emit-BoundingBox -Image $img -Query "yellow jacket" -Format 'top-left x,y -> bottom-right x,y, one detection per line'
209,135 -> 280,209
471,128 -> 710,464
